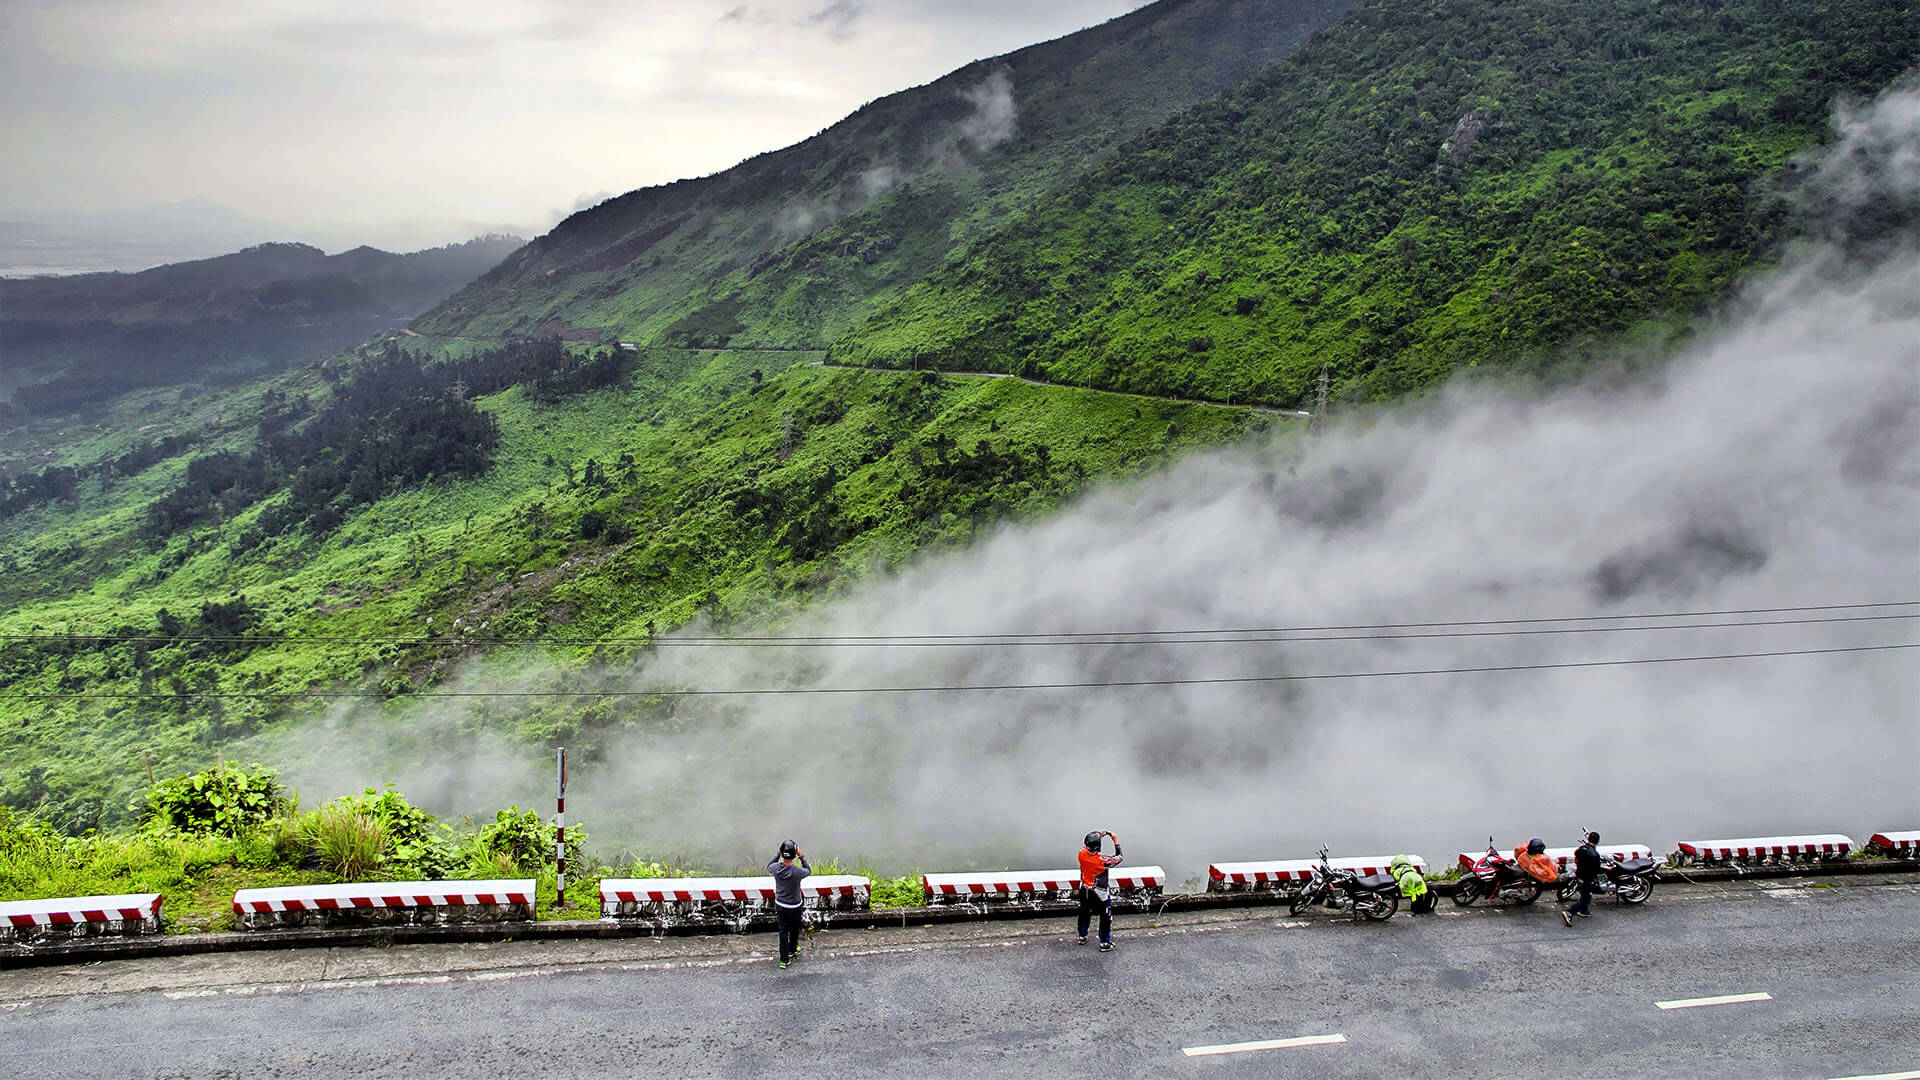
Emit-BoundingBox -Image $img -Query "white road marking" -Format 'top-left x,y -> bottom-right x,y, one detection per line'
1826,1071 -> 1920,1080
1183,1033 -> 1347,1057
1656,992 -> 1772,1010
162,974 -> 453,1000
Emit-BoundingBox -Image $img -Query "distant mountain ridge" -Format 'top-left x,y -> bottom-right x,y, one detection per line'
415,0 -> 1359,346
4,236 -> 525,325
0,234 -> 524,416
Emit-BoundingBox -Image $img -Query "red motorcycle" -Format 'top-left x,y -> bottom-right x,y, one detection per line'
1452,838 -> 1543,907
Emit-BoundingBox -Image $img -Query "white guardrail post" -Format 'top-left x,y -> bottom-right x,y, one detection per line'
555,746 -> 567,910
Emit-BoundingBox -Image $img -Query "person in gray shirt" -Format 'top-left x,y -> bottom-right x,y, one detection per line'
768,839 -> 810,969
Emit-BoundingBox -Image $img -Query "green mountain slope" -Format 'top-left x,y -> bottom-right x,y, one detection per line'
0,349 -> 1271,828
829,0 -> 1915,404
413,0 -> 1356,347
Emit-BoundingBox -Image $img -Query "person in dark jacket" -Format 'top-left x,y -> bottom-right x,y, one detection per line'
1563,831 -> 1602,926
768,839 -> 810,968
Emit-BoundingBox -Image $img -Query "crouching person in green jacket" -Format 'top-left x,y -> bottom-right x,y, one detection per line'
1390,855 -> 1434,916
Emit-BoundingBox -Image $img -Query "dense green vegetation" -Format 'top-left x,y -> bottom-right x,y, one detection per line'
415,0 -> 1354,347
0,763 -> 599,930
831,0 -> 1915,405
0,762 -> 924,928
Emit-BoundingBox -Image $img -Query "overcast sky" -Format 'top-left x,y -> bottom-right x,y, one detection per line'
0,0 -> 1150,249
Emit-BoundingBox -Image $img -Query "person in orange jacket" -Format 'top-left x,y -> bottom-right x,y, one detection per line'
1077,829 -> 1123,952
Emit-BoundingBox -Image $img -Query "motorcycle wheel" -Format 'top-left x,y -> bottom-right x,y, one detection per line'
1452,879 -> 1481,907
1618,876 -> 1654,905
1289,886 -> 1317,916
1556,880 -> 1577,904
1512,881 -> 1541,905
1359,890 -> 1398,921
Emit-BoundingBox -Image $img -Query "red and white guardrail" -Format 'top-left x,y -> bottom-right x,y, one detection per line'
1867,831 -> 1920,856
232,879 -> 535,928
922,867 -> 1167,903
1672,834 -> 1854,866
599,875 -> 872,919
1,893 -> 163,941
1208,856 -> 1425,892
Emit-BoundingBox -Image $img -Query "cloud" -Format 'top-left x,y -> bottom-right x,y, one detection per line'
1,0 -> 1141,246
272,85 -> 1920,880
856,162 -> 906,199
803,0 -> 865,43
956,68 -> 1016,151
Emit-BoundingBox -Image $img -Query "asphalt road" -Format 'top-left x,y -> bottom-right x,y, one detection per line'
3,875 -> 1917,1079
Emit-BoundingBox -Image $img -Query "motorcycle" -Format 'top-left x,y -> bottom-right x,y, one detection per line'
1288,847 -> 1400,921
1556,854 -> 1658,905
1452,838 -> 1543,907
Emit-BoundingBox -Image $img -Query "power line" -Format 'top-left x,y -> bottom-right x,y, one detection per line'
3,602 -> 1914,649
5,642 -> 1911,701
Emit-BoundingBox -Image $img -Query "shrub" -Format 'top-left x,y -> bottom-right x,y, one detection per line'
474,806 -> 584,874
870,875 -> 925,909
319,786 -> 457,878
301,807 -> 387,881
140,762 -> 288,836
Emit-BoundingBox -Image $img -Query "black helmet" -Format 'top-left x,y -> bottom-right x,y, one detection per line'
1084,831 -> 1103,852
1527,838 -> 1546,855
779,839 -> 798,859
1586,831 -> 1601,845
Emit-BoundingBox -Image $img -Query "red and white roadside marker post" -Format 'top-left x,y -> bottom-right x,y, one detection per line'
554,746 -> 568,910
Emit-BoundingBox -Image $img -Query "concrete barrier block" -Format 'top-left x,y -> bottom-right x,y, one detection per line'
598,875 -> 871,928
231,880 -> 535,930
1672,835 -> 1854,866
1,893 -> 163,943
922,867 -> 1166,905
1868,831 -> 1920,856
1208,856 -> 1425,893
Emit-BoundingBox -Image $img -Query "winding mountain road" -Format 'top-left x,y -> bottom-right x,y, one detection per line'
809,360 -> 1315,419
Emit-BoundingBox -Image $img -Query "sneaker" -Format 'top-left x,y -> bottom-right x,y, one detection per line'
1562,911 -> 1573,927
1076,936 -> 1087,946
1098,942 -> 1114,953
1576,911 -> 1591,918
779,959 -> 790,969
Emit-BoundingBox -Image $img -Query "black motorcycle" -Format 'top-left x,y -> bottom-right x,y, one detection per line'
1289,847 -> 1400,921
1556,855 -> 1658,905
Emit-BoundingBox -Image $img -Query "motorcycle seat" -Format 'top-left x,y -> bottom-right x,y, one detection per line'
1615,857 -> 1657,874
1353,873 -> 1396,891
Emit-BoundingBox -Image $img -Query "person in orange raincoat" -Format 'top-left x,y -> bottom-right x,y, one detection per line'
1515,838 -> 1559,884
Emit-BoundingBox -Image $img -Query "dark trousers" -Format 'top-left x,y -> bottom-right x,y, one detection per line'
1567,879 -> 1594,916
777,903 -> 803,962
1077,886 -> 1112,944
